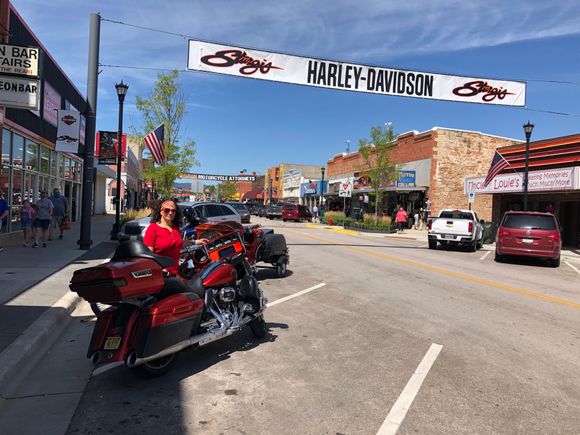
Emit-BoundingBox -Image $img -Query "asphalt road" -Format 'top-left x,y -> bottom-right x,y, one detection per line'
50,218 -> 580,433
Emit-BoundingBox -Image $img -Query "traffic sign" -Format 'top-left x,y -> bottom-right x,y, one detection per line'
339,182 -> 352,197
468,191 -> 475,204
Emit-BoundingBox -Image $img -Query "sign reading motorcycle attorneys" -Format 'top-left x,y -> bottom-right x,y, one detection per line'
188,173 -> 257,182
0,44 -> 40,77
187,40 -> 526,106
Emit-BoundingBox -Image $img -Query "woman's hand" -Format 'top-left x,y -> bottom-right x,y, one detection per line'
195,238 -> 209,245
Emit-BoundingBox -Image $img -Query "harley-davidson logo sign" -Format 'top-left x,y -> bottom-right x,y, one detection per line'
61,114 -> 76,125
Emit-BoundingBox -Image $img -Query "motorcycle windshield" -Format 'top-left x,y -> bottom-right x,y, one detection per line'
196,221 -> 244,241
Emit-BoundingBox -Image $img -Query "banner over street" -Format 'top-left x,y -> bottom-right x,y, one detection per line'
187,40 -> 526,107
185,173 -> 257,182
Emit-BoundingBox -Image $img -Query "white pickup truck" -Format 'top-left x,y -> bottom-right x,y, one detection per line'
428,209 -> 484,251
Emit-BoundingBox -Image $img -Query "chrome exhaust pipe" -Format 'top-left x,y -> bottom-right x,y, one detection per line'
130,307 -> 229,367
90,352 -> 100,364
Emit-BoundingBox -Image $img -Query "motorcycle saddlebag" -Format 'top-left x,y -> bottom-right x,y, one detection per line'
69,258 -> 165,303
259,233 -> 288,262
135,292 -> 204,358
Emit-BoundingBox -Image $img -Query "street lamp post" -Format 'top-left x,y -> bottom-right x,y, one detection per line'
268,177 -> 273,205
522,121 -> 534,211
320,166 -> 325,208
111,80 -> 128,239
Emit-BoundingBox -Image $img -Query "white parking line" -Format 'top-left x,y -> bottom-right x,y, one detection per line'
377,343 -> 443,435
565,261 -> 580,276
480,251 -> 491,261
268,283 -> 326,307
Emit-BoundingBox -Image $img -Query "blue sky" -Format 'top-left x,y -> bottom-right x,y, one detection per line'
12,0 -> 580,177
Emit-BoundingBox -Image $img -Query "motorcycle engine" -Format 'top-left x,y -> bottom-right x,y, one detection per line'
219,287 -> 236,304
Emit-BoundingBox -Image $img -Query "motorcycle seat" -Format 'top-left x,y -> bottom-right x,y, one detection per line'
158,276 -> 205,300
112,240 -> 174,269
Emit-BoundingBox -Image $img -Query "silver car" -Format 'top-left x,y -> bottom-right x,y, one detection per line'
117,202 -> 241,242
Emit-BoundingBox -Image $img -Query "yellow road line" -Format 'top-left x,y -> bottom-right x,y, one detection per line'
284,229 -> 580,310
305,223 -> 359,235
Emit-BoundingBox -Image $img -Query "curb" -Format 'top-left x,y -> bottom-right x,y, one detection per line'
0,292 -> 81,392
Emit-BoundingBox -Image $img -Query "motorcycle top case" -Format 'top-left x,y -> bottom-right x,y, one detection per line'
259,233 -> 288,262
69,258 -> 165,303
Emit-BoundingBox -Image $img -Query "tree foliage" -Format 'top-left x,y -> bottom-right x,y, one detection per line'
131,70 -> 199,197
218,182 -> 238,201
358,123 -> 398,217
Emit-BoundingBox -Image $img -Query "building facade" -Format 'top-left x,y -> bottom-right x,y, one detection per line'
0,4 -> 88,240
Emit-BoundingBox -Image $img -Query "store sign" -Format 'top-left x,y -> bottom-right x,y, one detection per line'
43,82 -> 60,126
0,76 -> 40,110
464,167 -> 578,193
189,173 -> 257,182
187,40 -> 526,106
55,110 -> 80,153
0,44 -> 40,77
300,180 -> 319,196
396,170 -> 416,188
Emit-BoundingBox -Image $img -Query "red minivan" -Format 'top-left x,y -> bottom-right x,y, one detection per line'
282,203 -> 312,222
495,211 -> 561,267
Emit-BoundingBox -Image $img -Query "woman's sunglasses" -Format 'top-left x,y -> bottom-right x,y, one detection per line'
162,208 -> 176,214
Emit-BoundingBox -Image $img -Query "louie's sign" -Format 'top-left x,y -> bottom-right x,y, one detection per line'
465,167 -> 578,194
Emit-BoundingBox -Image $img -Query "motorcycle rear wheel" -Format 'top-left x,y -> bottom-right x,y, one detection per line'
129,353 -> 177,378
250,315 -> 267,338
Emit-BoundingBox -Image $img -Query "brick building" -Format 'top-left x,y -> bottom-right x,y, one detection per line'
326,127 -> 519,220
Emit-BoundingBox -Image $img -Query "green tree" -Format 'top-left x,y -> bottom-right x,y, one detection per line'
358,123 -> 398,217
218,181 -> 238,201
132,70 -> 199,197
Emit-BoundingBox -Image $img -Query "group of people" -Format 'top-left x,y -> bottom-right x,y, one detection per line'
0,187 -> 69,252
393,198 -> 431,233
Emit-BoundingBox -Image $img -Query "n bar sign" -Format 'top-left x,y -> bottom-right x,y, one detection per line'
187,40 -> 526,106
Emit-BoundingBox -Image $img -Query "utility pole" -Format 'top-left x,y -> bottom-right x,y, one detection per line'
79,13 -> 100,250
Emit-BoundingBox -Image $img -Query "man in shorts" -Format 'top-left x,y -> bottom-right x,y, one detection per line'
49,187 -> 68,240
33,191 -> 53,248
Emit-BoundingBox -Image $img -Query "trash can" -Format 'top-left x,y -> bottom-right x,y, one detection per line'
481,222 -> 498,244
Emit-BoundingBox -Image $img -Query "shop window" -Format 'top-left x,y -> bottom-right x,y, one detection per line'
50,150 -> 57,176
1,165 -> 9,198
2,129 -> 11,164
12,134 -> 24,168
25,139 -> 38,171
40,146 -> 50,173
64,158 -> 71,179
12,168 -> 23,205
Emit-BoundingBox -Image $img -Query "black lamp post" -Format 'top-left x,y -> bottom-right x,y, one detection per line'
268,177 -> 273,205
112,80 -> 128,239
320,166 -> 325,207
522,121 -> 534,211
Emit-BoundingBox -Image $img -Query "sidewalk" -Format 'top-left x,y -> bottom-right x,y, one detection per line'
0,214 -> 117,389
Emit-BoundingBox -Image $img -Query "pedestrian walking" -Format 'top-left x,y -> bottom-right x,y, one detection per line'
395,207 -> 408,233
20,200 -> 35,246
413,210 -> 420,230
0,190 -> 9,252
33,191 -> 53,248
49,187 -> 68,240
313,205 -> 319,222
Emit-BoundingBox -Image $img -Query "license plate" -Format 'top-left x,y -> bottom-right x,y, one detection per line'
104,337 -> 121,350
522,238 -> 533,244
443,234 -> 455,239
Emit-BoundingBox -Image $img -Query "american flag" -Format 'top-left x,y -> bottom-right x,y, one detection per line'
482,150 -> 509,188
144,124 -> 165,164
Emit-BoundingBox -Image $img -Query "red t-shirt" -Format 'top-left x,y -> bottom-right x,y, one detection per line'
143,223 -> 183,275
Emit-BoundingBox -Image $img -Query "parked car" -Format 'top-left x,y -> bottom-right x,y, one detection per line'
266,204 -> 283,220
252,204 -> 267,217
495,211 -> 561,267
225,201 -> 251,223
428,209 -> 483,251
282,203 -> 312,222
117,202 -> 240,242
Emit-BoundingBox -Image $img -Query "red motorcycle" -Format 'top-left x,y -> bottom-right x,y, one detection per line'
70,222 -> 268,378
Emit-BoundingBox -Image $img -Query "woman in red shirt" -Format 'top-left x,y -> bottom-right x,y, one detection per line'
143,199 -> 207,276
395,207 -> 408,233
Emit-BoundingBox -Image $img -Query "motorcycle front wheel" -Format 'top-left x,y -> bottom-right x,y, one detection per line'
129,353 -> 177,378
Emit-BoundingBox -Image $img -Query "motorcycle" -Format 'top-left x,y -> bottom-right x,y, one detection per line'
70,222 -> 268,378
